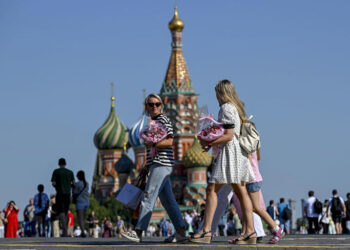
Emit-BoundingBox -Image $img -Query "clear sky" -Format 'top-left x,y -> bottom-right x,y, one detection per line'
1,0 -> 349,220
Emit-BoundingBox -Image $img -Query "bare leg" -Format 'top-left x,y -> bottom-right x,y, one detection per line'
249,191 -> 277,228
232,182 -> 255,237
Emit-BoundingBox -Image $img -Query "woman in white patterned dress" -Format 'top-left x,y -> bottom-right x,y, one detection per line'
190,79 -> 256,244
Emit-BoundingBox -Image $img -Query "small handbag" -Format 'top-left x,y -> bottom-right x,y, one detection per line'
116,168 -> 149,210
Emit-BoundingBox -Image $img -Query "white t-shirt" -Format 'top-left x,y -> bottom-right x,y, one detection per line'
304,197 -> 318,218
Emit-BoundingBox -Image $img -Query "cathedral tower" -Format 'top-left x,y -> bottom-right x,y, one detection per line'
160,7 -> 199,202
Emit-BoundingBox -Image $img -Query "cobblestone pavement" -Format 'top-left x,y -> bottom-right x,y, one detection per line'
0,235 -> 350,249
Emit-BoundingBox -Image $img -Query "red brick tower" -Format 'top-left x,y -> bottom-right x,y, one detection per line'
160,7 -> 199,202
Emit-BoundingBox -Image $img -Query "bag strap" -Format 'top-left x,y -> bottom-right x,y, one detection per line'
76,182 -> 86,198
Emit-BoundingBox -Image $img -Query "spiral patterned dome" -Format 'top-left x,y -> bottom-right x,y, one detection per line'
128,113 -> 148,148
94,97 -> 128,150
183,137 -> 212,168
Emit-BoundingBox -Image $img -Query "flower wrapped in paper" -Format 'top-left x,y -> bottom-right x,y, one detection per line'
196,114 -> 224,142
139,120 -> 168,158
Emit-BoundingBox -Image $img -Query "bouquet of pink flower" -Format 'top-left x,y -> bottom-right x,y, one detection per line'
196,114 -> 224,142
140,120 -> 168,158
140,120 -> 168,143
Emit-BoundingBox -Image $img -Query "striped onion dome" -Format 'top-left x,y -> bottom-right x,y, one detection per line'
128,113 -> 148,148
183,137 -> 212,168
94,97 -> 128,150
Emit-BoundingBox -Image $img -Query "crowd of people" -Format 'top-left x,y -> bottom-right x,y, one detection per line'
302,189 -> 350,235
1,80 -> 349,245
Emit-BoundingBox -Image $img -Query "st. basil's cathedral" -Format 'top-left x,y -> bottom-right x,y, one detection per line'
91,7 -> 212,220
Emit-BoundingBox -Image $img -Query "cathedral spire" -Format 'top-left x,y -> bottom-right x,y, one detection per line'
161,6 -> 194,95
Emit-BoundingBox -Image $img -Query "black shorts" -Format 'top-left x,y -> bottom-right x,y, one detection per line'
56,193 -> 71,214
332,214 -> 343,224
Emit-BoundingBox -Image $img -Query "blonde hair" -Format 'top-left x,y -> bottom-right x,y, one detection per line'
143,93 -> 164,116
215,79 -> 247,123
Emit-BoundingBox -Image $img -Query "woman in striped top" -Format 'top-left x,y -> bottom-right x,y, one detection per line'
121,94 -> 187,243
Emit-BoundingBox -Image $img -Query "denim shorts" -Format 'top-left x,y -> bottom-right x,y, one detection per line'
246,181 -> 262,192
76,202 -> 89,211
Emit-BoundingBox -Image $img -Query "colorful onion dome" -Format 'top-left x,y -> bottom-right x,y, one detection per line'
115,153 -> 134,174
183,137 -> 213,168
94,97 -> 128,150
168,6 -> 184,32
128,113 -> 148,148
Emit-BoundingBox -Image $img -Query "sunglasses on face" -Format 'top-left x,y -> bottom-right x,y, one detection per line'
148,102 -> 161,107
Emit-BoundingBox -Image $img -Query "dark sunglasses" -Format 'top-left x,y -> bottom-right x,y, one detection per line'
148,102 -> 161,107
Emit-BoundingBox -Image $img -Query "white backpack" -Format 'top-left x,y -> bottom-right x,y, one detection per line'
238,116 -> 260,154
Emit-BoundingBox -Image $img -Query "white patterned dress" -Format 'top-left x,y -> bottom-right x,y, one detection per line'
209,103 -> 256,184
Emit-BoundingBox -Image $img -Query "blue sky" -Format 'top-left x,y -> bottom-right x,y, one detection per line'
1,0 -> 349,220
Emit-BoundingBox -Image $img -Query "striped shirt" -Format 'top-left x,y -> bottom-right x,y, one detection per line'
145,114 -> 174,167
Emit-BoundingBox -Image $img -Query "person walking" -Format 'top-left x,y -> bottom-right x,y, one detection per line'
23,198 -> 36,237
278,198 -> 291,234
241,150 -> 284,244
73,170 -> 89,237
121,93 -> 187,243
345,193 -> 350,234
116,216 -> 125,238
190,79 -> 256,244
329,189 -> 346,234
266,200 -> 279,222
87,211 -> 98,238
67,210 -> 74,237
0,212 -> 5,238
50,195 -> 60,237
303,190 -> 320,234
34,184 -> 49,237
51,158 -> 75,237
321,199 -> 330,234
3,201 -> 19,238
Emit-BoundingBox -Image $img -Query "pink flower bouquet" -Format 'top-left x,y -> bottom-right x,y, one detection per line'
139,120 -> 168,144
139,120 -> 168,158
196,114 -> 224,142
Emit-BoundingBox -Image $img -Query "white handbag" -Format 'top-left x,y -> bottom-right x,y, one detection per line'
116,183 -> 143,210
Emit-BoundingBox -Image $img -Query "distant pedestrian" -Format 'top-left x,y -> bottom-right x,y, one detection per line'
23,198 -> 36,237
87,211 -> 98,238
116,216 -> 125,238
50,195 -> 60,238
51,158 -> 75,237
277,198 -> 291,234
73,170 -> 89,238
321,200 -> 330,234
3,201 -> 19,238
345,193 -> 350,234
266,200 -> 279,222
102,217 -> 112,238
328,189 -> 346,234
34,184 -> 49,237
67,210 -> 74,237
0,212 -> 5,238
303,191 -> 320,234
160,217 -> 169,236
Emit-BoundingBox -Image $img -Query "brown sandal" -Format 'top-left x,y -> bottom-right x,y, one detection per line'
189,231 -> 211,244
236,231 -> 257,245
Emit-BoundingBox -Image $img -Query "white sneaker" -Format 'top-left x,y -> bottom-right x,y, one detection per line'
164,232 -> 187,243
121,231 -> 141,243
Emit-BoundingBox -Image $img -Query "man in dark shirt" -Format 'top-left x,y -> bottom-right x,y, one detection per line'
87,211 -> 98,238
51,158 -> 74,237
